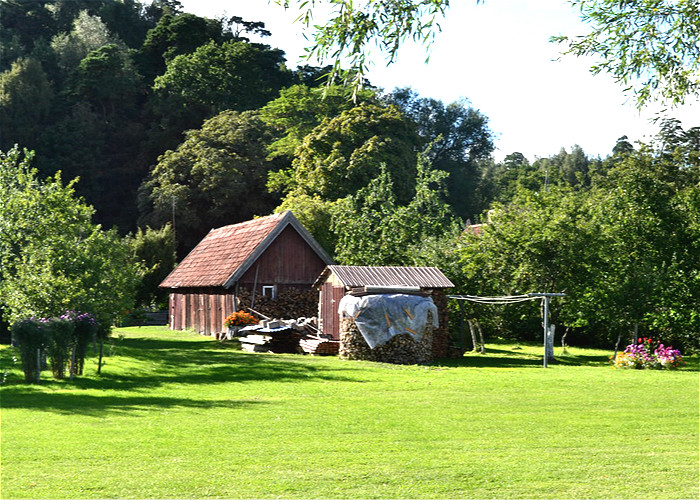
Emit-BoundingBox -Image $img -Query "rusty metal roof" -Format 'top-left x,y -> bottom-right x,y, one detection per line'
160,211 -> 333,289
315,265 -> 454,289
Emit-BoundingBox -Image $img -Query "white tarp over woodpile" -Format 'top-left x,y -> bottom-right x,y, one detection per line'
338,294 -> 438,349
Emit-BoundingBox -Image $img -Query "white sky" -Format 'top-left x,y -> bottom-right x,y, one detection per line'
178,0 -> 699,161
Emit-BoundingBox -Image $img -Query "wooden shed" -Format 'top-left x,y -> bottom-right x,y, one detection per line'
314,265 -> 454,358
160,211 -> 333,336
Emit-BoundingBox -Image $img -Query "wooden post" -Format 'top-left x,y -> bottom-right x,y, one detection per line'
543,296 -> 550,368
458,301 -> 466,353
527,293 -> 566,368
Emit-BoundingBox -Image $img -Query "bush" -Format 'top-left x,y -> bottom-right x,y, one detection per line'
44,318 -> 75,379
62,311 -> 97,376
10,319 -> 50,383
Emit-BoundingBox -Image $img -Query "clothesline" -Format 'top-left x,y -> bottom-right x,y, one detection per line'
448,294 -> 539,305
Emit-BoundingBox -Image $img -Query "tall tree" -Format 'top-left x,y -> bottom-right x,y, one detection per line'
0,57 -> 53,149
332,150 -> 455,265
260,83 -> 377,162
139,110 -> 283,254
288,102 -> 420,204
386,87 -> 494,219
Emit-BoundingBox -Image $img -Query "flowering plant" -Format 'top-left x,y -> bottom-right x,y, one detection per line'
612,337 -> 684,370
224,310 -> 259,328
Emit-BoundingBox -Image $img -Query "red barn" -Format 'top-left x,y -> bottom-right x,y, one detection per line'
160,211 -> 333,336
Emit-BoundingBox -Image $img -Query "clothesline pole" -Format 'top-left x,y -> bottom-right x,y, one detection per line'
449,292 -> 566,367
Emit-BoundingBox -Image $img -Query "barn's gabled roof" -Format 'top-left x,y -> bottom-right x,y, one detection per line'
314,265 -> 454,289
160,211 -> 333,289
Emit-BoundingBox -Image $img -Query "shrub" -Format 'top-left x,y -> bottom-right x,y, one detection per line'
44,318 -> 75,379
612,337 -> 684,370
61,311 -> 97,376
11,319 -> 50,383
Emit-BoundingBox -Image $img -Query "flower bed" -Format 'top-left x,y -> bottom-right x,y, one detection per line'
612,337 -> 684,369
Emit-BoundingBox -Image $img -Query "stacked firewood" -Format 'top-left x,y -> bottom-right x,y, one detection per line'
236,288 -> 318,319
338,313 -> 434,365
237,328 -> 303,354
299,336 -> 340,355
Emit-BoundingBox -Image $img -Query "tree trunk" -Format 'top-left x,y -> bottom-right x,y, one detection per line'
36,348 -> 41,384
467,320 -> 478,352
475,319 -> 485,354
561,327 -> 570,354
97,338 -> 104,375
69,344 -> 77,381
613,332 -> 622,361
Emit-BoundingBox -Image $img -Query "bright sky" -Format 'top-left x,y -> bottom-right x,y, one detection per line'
178,0 -> 699,161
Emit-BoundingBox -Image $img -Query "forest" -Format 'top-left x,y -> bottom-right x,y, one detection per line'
1,0 -> 699,353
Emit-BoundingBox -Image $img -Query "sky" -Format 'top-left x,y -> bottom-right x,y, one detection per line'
178,0 -> 699,161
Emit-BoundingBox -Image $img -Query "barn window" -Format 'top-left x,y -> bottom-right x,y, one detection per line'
262,285 -> 277,300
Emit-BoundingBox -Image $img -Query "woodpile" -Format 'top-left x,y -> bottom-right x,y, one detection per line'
236,317 -> 338,355
338,313 -> 434,365
237,328 -> 303,353
299,336 -> 340,355
236,287 -> 318,319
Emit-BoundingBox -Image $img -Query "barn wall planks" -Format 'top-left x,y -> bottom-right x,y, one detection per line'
168,289 -> 237,336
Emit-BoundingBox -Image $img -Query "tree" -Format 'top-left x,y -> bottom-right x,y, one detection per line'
260,83 -> 377,161
50,10 -> 123,74
69,43 -> 142,117
385,87 -> 494,219
553,0 -> 700,107
0,147 -> 141,329
153,40 -> 291,115
136,12 -> 226,82
458,187 -> 604,342
139,110 -> 284,254
331,149 -> 455,265
0,57 -> 53,149
288,102 -> 420,204
127,224 -> 176,309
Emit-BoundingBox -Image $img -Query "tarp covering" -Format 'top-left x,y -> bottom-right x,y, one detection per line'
338,294 -> 438,349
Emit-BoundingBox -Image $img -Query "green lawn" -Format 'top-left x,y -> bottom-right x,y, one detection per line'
1,327 -> 698,499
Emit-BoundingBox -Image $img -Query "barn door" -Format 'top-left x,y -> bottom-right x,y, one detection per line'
321,283 -> 345,340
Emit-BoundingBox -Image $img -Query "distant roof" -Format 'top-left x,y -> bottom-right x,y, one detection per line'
160,211 -> 333,289
314,265 -> 454,289
465,223 -> 485,236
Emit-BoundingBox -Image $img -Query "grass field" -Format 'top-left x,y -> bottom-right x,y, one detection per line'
1,326 -> 698,499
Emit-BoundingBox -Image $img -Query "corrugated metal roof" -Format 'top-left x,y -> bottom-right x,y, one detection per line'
318,265 -> 454,289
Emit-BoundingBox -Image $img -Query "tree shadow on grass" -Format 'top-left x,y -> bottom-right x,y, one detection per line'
0,335 -> 367,415
0,390 -> 268,417
433,345 -> 612,369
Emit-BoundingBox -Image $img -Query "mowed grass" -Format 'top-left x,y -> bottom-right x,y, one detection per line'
1,327 -> 698,499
